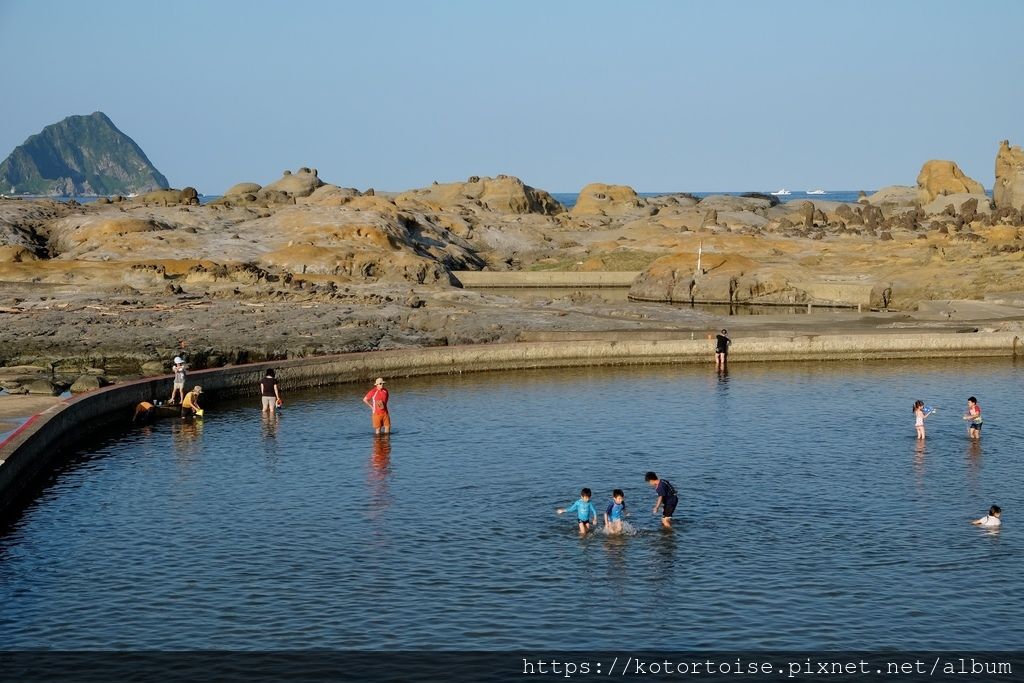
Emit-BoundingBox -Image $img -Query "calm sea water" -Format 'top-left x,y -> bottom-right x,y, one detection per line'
0,359 -> 1021,650
551,190 -> 871,209
40,190 -> 864,209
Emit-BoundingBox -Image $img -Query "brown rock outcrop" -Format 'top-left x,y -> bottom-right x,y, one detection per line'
296,185 -> 362,207
262,168 -> 324,198
0,245 -> 37,262
395,175 -> 562,215
922,193 -> 992,216
629,251 -> 801,304
571,183 -> 647,216
916,160 -> 984,203
994,140 -> 1024,210
139,187 -> 200,205
866,186 -> 920,205
224,182 -> 262,196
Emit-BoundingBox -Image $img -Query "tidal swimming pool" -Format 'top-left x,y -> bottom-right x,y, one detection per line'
1,359 -> 1021,650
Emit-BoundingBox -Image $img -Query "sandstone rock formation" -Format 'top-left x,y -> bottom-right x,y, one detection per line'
922,193 -> 992,216
395,175 -> 562,215
5,151 -> 1024,378
262,168 -> 324,198
571,183 -> 648,216
994,140 -> 1024,210
867,186 -> 920,205
224,182 -> 262,196
916,160 -> 984,203
139,187 -> 200,205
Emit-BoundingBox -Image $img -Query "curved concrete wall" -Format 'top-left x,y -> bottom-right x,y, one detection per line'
0,332 -> 1018,518
452,271 -> 639,287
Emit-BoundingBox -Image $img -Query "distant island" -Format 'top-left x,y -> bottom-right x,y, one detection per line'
0,112 -> 168,197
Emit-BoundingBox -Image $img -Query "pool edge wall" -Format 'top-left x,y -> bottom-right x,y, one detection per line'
0,332 -> 1018,520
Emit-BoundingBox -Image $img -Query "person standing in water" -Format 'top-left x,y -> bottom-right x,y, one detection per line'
645,471 -> 679,529
557,488 -> 598,535
964,396 -> 982,440
363,377 -> 391,435
715,329 -> 731,369
604,489 -> 627,534
912,400 -> 933,440
260,368 -> 282,415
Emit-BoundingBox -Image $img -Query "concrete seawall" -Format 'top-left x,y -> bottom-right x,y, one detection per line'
452,271 -> 639,287
0,332 -> 1017,519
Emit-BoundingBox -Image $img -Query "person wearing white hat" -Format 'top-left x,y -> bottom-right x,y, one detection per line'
169,356 -> 188,405
362,377 -> 391,434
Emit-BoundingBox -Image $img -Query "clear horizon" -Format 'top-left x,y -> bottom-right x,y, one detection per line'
1,0 -> 1022,196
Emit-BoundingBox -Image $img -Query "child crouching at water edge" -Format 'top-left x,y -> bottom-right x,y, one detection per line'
557,488 -> 597,535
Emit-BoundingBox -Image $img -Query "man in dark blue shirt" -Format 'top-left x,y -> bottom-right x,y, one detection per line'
645,471 -> 679,528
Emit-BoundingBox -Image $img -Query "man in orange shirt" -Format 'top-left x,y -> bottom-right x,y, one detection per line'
362,377 -> 391,435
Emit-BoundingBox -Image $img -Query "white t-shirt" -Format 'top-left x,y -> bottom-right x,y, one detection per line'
976,515 -> 1001,527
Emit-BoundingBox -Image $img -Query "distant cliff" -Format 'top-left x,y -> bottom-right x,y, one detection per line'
0,112 -> 169,197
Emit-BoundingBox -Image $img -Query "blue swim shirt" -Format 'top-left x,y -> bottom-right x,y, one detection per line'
565,498 -> 597,522
606,501 -> 625,521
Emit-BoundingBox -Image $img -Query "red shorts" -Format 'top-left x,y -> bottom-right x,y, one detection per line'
372,411 -> 391,430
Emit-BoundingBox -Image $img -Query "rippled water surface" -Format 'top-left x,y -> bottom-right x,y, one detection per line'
1,360 -> 1022,650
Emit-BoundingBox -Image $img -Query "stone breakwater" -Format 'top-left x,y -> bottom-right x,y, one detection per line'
0,332 -> 1017,519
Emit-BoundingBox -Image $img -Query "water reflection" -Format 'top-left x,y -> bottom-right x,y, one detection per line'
912,440 -> 927,486
601,532 -> 630,597
651,527 -> 677,585
170,418 -> 203,463
676,302 -> 852,316
260,412 -> 280,464
367,435 -> 392,517
964,440 -> 982,493
260,411 -> 279,438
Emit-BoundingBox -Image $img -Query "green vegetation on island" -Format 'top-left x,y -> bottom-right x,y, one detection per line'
0,112 -> 169,197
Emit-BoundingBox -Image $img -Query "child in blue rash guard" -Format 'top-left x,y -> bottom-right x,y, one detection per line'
604,489 -> 626,534
557,488 -> 598,535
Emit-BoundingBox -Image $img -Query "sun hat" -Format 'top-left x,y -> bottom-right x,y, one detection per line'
174,356 -> 184,364
374,377 -> 385,385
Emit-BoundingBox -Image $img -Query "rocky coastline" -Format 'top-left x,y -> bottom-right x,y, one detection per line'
3,143 -> 1024,399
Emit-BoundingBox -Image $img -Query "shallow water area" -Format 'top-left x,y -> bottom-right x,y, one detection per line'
1,359 -> 1022,650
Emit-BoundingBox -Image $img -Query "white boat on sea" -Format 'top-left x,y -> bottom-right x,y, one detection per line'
805,189 -> 826,195
769,188 -> 791,196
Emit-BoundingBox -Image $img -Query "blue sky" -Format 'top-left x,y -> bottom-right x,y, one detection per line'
1,0 -> 1021,194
